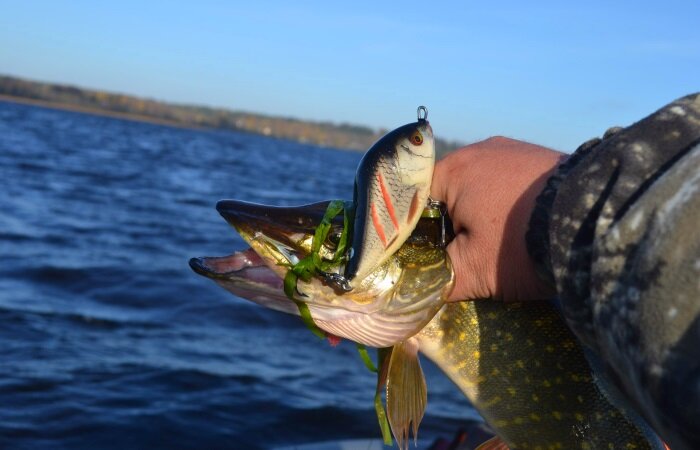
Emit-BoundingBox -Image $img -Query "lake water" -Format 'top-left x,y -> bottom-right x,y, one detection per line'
0,101 -> 479,449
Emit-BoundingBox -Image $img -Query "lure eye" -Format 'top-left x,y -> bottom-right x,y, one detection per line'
410,131 -> 423,146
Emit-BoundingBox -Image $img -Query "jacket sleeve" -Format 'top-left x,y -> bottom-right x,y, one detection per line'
526,93 -> 700,449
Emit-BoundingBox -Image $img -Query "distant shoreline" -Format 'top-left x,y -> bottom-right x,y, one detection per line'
0,75 -> 461,156
0,94 -> 204,131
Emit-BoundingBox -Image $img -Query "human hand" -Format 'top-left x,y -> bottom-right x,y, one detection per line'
431,137 -> 566,302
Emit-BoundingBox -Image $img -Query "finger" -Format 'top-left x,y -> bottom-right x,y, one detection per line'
429,154 -> 449,202
430,149 -> 469,210
445,232 -> 495,301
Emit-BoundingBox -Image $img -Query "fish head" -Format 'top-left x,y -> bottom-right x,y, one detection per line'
190,199 -> 454,348
388,119 -> 435,167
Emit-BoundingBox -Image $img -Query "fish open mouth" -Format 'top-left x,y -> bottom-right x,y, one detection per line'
189,199 -> 337,285
189,249 -> 282,288
188,200 -> 342,316
189,248 -> 301,316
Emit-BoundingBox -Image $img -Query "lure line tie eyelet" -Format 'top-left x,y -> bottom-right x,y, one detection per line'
417,106 -> 428,122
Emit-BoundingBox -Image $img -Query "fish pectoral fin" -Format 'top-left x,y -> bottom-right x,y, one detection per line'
386,337 -> 427,450
475,436 -> 510,450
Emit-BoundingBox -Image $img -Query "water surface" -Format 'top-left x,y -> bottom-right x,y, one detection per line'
0,101 -> 478,449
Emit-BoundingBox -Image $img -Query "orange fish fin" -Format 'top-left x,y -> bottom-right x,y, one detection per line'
325,333 -> 342,347
475,435 -> 510,450
386,338 -> 426,450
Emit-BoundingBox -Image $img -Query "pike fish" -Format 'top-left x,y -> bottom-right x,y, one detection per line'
190,201 -> 665,450
327,107 -> 435,291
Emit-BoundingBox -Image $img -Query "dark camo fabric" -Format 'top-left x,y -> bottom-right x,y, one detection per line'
527,93 -> 700,450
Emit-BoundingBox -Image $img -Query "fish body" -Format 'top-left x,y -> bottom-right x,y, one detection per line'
418,301 -> 664,449
341,118 -> 435,290
190,200 -> 664,449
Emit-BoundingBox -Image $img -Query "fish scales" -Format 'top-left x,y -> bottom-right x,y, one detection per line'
418,301 -> 665,449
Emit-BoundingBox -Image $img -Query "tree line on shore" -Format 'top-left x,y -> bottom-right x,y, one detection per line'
0,75 -> 460,157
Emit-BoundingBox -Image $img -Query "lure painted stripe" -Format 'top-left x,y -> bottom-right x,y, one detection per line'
377,172 -> 399,231
407,190 -> 421,225
371,202 -> 388,248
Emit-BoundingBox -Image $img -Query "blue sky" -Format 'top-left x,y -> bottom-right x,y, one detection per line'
1,0 -> 698,151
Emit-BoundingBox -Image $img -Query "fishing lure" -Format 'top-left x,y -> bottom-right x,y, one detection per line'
325,106 -> 435,292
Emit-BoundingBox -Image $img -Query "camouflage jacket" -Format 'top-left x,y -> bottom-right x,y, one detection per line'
527,93 -> 700,450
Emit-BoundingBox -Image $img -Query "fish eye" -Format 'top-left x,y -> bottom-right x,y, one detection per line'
410,131 -> 423,146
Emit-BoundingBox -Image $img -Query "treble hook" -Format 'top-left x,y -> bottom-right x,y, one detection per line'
417,105 -> 428,122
